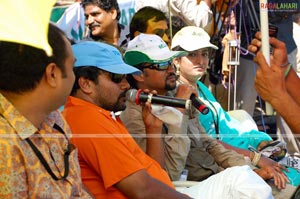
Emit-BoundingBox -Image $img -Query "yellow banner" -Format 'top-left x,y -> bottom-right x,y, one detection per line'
0,0 -> 56,56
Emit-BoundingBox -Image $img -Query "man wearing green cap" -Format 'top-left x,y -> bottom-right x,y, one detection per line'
121,33 -> 274,199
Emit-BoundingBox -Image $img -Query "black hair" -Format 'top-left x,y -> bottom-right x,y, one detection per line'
71,66 -> 102,95
170,16 -> 187,37
0,23 -> 68,93
81,0 -> 121,20
129,6 -> 167,39
126,74 -> 138,90
171,46 -> 184,51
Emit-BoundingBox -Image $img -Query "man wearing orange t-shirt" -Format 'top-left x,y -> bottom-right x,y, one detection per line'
62,41 -> 191,199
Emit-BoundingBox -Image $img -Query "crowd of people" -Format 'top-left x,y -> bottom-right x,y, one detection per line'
1,0 -> 300,198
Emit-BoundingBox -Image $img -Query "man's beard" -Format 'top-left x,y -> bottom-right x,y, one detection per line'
111,91 -> 127,112
165,72 -> 177,91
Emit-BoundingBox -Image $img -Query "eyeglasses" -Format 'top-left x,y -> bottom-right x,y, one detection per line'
110,73 -> 127,83
154,29 -> 170,38
141,61 -> 173,71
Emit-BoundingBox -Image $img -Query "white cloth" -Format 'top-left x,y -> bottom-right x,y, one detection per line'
56,2 -> 85,42
135,0 -> 212,28
179,165 -> 273,199
227,109 -> 258,131
151,105 -> 183,127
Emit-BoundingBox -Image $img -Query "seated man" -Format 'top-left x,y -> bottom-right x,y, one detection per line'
128,5 -> 280,155
0,23 -> 91,198
63,40 -> 274,199
121,32 -> 287,190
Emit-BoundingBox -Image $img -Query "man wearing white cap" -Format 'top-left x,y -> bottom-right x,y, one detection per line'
121,33 -> 275,199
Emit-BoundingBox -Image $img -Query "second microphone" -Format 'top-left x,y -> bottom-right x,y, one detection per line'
126,89 -> 209,115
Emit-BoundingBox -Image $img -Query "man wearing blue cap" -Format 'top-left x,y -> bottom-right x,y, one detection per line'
63,40 -> 274,199
62,41 -> 193,199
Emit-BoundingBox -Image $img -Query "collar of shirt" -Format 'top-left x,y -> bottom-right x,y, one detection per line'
65,96 -> 115,120
0,92 -> 37,139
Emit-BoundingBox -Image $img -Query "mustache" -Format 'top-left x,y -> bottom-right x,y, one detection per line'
167,73 -> 177,80
89,22 -> 100,29
119,90 -> 128,99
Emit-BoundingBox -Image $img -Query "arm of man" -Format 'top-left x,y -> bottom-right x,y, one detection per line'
255,51 -> 300,133
248,33 -> 300,133
143,101 -> 165,167
285,68 -> 300,106
163,115 -> 191,180
219,140 -> 289,189
120,98 -> 191,179
268,33 -> 300,106
203,134 -> 246,168
163,85 -> 200,181
115,169 -> 191,199
172,0 -> 213,27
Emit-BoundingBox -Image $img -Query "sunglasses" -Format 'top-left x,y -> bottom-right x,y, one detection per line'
141,61 -> 173,71
110,73 -> 127,83
154,29 -> 170,38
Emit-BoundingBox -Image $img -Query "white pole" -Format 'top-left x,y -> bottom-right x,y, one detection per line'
259,0 -> 274,115
259,0 -> 270,65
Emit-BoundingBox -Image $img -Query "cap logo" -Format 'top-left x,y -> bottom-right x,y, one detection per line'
192,31 -> 201,36
111,50 -> 121,56
158,43 -> 167,49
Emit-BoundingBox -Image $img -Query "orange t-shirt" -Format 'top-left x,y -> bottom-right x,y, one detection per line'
62,96 -> 174,199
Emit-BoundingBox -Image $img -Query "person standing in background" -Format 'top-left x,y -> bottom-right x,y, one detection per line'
82,0 -> 128,49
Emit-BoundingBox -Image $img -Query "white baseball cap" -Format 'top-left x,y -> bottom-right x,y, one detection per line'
124,33 -> 187,66
171,26 -> 218,51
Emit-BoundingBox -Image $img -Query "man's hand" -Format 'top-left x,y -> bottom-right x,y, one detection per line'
141,89 -> 165,167
255,156 -> 289,190
141,89 -> 163,130
248,32 -> 288,67
248,32 -> 289,104
176,84 -> 198,100
175,84 -> 198,113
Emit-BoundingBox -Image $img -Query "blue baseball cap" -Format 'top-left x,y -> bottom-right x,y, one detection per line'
71,41 -> 142,75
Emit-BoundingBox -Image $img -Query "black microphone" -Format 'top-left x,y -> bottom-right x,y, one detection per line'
190,94 -> 209,115
126,89 -> 209,115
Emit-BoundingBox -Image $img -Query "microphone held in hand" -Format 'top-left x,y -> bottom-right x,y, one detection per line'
190,94 -> 209,115
126,89 -> 209,115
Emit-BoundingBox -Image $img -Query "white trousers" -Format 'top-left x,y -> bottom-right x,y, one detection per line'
179,165 -> 273,199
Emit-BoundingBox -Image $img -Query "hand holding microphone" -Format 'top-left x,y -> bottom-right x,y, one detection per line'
126,89 -> 209,115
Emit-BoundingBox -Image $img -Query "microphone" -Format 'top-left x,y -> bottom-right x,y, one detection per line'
190,94 -> 209,115
126,89 -> 209,115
